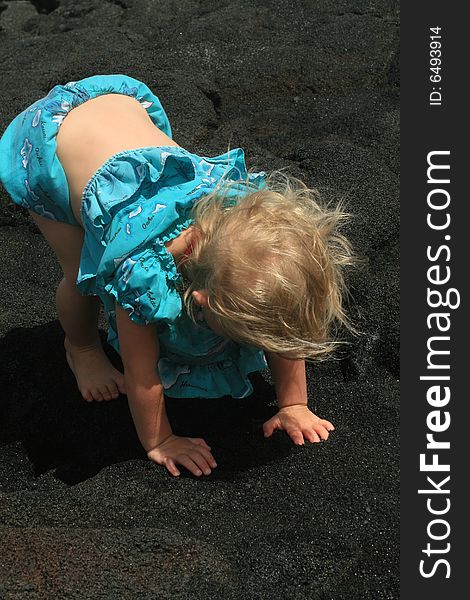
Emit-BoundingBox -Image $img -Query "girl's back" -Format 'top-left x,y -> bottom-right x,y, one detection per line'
56,93 -> 179,226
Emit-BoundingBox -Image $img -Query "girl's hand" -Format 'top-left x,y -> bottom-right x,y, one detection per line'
262,404 -> 335,445
147,434 -> 218,477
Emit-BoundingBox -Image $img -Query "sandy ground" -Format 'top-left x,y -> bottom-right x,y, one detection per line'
0,1 -> 399,598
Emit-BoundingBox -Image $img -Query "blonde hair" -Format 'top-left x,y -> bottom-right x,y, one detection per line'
179,166 -> 361,362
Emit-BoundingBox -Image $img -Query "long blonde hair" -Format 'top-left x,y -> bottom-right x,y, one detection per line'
179,166 -> 361,362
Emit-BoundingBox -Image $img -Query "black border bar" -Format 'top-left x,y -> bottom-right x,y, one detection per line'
401,2 -> 467,596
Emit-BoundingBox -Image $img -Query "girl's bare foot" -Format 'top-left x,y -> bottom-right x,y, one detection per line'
64,336 -> 127,402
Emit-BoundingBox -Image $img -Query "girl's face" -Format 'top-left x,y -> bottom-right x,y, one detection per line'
193,289 -> 229,338
202,306 -> 229,338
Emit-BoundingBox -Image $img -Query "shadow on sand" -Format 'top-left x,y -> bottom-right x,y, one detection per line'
0,321 -> 294,485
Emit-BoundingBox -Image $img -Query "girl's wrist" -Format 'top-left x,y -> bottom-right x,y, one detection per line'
145,431 -> 174,455
277,402 -> 308,412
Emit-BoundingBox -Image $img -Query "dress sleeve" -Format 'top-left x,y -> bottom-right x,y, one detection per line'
103,242 -> 183,325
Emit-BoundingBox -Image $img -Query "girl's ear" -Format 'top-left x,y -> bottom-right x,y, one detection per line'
192,290 -> 209,307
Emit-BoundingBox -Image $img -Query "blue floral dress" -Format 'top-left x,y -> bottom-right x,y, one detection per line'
0,73 -> 269,398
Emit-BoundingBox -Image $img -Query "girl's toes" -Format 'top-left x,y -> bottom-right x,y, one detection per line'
106,383 -> 120,400
101,389 -> 112,401
317,426 -> 329,441
92,389 -> 104,401
116,377 -> 127,395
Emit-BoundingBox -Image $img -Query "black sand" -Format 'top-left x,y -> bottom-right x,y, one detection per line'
0,1 -> 399,598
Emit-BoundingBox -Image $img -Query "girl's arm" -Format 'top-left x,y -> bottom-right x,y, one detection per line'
115,304 -> 172,451
264,352 -> 334,444
115,305 -> 217,477
265,353 -> 308,408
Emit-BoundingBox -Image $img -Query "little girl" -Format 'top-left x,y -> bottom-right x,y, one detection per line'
0,74 -> 356,478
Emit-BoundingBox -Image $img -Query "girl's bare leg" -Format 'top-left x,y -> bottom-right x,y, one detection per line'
56,276 -> 126,402
28,210 -> 126,402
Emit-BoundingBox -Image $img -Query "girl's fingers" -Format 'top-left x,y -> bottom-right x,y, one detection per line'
164,458 -> 180,477
321,419 -> 335,432
188,440 -> 217,468
263,417 -> 280,438
198,447 -> 217,469
189,451 -> 213,475
314,424 -> 330,441
191,438 -> 212,451
177,455 -> 204,477
287,429 -> 304,446
304,429 -> 321,443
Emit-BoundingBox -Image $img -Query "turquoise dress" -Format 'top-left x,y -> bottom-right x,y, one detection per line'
77,144 -> 269,399
0,73 -> 269,398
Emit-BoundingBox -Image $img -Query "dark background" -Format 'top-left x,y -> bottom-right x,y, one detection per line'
0,1 -> 399,598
